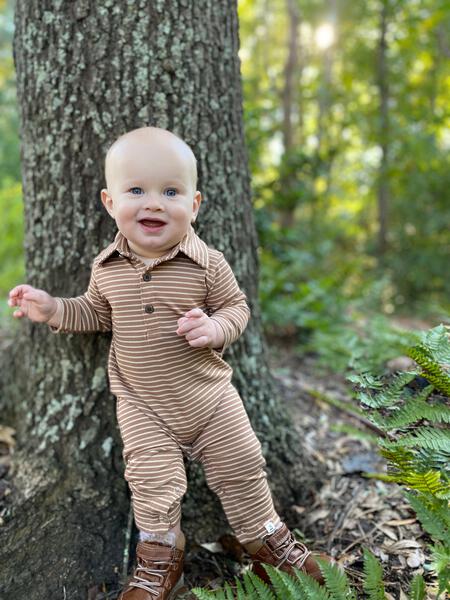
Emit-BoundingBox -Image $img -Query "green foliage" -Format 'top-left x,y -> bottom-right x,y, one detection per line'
192,548 -> 393,599
362,548 -> 385,599
350,324 -> 450,596
409,573 -> 426,600
0,180 -> 24,296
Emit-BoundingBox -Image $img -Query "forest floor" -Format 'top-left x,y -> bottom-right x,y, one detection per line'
0,339 -> 440,599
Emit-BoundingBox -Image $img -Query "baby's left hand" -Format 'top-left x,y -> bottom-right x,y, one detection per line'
176,308 -> 224,349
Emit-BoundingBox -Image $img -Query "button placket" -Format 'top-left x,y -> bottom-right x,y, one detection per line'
140,266 -> 158,341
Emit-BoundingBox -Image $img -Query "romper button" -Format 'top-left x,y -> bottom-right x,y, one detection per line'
144,304 -> 154,314
143,272 -> 152,282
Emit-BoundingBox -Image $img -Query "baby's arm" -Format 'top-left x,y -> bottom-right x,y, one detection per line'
8,265 -> 112,333
204,252 -> 251,355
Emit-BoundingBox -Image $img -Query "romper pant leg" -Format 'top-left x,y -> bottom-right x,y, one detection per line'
191,385 -> 281,545
116,397 -> 187,534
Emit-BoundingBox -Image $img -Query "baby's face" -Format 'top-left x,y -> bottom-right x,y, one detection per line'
101,129 -> 201,258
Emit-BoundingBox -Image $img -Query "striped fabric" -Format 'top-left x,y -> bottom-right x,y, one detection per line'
52,225 -> 281,542
117,385 -> 280,543
52,225 -> 251,441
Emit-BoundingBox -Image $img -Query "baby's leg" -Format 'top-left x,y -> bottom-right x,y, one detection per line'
191,385 -> 282,546
116,397 -> 187,549
139,519 -> 186,550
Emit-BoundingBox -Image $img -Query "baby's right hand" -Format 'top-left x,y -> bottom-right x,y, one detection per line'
8,284 -> 59,323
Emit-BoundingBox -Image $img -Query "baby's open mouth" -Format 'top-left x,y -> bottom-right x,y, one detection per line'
139,218 -> 166,229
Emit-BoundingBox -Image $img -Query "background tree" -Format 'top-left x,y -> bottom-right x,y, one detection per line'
0,1 -> 326,598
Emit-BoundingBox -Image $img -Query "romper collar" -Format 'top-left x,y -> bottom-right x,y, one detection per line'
97,224 -> 209,269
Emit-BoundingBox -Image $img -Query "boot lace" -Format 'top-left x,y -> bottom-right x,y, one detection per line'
129,559 -> 171,597
272,533 -> 312,570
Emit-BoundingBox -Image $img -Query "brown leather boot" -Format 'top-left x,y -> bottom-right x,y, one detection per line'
119,540 -> 184,600
249,522 -> 333,585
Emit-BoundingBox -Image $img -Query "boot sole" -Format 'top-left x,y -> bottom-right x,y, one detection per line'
168,573 -> 185,599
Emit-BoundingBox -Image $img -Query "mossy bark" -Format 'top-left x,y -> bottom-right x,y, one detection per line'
0,1 -> 326,597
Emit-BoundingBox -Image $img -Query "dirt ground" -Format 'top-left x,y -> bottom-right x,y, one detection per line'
0,344 -> 441,599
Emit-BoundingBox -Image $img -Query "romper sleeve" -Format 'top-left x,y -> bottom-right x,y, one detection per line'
205,252 -> 251,356
49,262 -> 112,334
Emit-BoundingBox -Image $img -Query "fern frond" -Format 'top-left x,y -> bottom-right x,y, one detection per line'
192,588 -> 224,600
409,573 -> 426,600
405,492 -> 450,545
362,548 -> 386,600
379,427 -> 450,453
415,447 -> 450,475
262,564 -> 301,598
379,395 -> 450,429
243,570 -> 277,600
358,372 -> 416,408
379,446 -> 415,469
223,582 -> 235,599
347,372 -> 384,389
429,541 -> 450,596
375,468 -> 450,496
422,324 -> 450,365
315,558 -> 357,600
291,569 -> 332,600
407,344 -> 450,395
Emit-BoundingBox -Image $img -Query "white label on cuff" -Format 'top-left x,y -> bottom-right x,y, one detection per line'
264,520 -> 277,535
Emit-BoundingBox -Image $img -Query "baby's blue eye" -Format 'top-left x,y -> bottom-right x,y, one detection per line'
165,188 -> 177,198
129,187 -> 144,195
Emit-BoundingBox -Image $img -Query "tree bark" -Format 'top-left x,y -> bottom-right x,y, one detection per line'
1,1 -> 327,597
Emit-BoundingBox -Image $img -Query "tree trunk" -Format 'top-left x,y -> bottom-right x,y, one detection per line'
279,0 -> 301,230
1,1 -> 327,597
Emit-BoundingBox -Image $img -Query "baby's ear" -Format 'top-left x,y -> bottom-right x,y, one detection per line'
101,189 -> 114,218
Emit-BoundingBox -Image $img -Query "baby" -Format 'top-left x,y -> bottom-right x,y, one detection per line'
9,127 -> 331,599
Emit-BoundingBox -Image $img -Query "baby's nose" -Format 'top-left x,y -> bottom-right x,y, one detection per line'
144,193 -> 163,209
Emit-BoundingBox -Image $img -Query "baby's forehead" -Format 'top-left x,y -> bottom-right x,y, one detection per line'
106,128 -> 194,164
105,128 -> 197,186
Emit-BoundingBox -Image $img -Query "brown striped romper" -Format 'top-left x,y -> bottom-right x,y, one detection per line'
53,225 -> 281,544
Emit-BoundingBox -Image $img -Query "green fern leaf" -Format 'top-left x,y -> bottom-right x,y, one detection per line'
262,564 -> 300,598
380,394 -> 450,429
401,470 -> 450,495
362,548 -> 386,599
243,571 -> 277,600
379,446 -> 415,469
429,541 -> 450,596
315,558 -> 356,600
291,569 -> 332,600
422,324 -> 450,365
379,427 -> 450,453
234,577 -> 247,599
407,345 -> 450,395
415,447 -> 450,474
223,582 -> 235,599
405,492 -> 450,545
347,372 -> 384,389
358,372 -> 417,408
192,588 -> 222,600
409,573 -> 426,600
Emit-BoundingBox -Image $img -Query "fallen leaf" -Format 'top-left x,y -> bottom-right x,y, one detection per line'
406,548 -> 425,568
200,542 -> 223,554
385,518 -> 416,526
383,540 -> 422,554
306,508 -> 329,524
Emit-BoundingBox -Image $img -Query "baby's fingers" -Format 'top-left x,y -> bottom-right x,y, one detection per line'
8,284 -> 34,300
